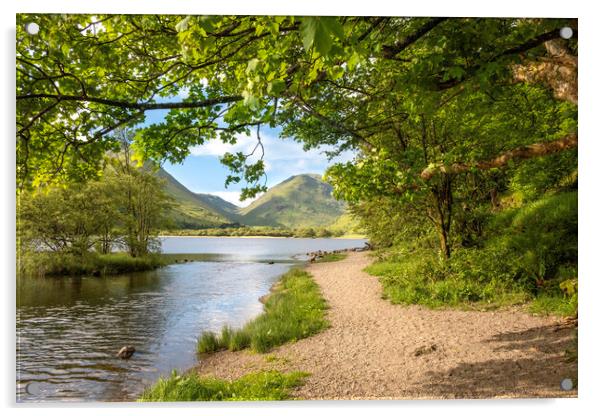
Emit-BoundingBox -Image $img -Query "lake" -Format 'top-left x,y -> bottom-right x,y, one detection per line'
16,237 -> 367,402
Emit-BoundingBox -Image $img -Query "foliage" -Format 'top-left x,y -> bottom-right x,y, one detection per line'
348,197 -> 434,249
508,149 -> 577,202
113,168 -> 171,257
366,247 -> 528,309
18,146 -> 172,263
17,15 -> 575,199
366,191 -> 577,315
327,212 -> 363,237
139,370 -> 308,401
197,268 -> 328,354
18,182 -> 115,256
324,82 -> 576,257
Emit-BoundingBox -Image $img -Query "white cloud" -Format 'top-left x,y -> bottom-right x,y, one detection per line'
190,131 -> 356,177
207,191 -> 261,208
190,132 -> 257,157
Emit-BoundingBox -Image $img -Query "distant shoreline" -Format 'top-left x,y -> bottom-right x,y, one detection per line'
159,235 -> 366,240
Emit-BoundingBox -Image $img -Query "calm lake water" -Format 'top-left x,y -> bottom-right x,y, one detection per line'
16,237 -> 366,402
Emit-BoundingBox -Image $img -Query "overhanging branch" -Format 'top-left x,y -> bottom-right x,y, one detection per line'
16,93 -> 242,110
435,27 -> 575,90
382,17 -> 448,59
420,133 -> 577,180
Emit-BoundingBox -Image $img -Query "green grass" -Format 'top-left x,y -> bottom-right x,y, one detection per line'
18,252 -> 167,277
139,370 -> 308,401
365,191 -> 577,316
366,257 -> 528,310
529,293 -> 578,317
315,252 -> 348,263
197,268 -> 329,354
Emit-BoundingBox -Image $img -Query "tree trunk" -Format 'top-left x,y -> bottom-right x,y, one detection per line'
429,174 -> 453,259
490,188 -> 500,210
437,224 -> 451,259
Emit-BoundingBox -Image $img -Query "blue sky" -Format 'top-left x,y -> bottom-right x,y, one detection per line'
143,108 -> 355,207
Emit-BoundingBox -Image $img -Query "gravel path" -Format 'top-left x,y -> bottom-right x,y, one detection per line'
196,252 -> 577,399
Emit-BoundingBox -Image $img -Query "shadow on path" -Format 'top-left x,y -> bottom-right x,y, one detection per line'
411,324 -> 577,398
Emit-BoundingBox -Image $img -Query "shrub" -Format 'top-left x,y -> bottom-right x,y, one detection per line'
509,149 -> 577,202
365,191 -> 577,315
366,252 -> 527,309
18,252 -> 166,277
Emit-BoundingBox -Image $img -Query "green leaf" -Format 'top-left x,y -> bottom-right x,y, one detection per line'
300,17 -> 343,56
175,16 -> 190,32
267,79 -> 286,95
300,17 -> 319,52
246,58 -> 260,74
321,17 -> 344,40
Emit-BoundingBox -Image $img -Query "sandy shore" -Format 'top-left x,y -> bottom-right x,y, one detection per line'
196,252 -> 577,400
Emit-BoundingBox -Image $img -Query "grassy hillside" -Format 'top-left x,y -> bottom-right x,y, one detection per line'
239,174 -> 346,228
155,169 -> 349,231
155,168 -> 237,228
195,193 -> 240,218
328,212 -> 364,236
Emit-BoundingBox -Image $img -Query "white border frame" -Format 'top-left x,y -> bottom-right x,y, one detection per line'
3,1 -> 599,415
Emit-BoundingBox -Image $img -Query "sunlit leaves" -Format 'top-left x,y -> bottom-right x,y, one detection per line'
221,152 -> 267,198
300,17 -> 344,56
16,13 -> 575,202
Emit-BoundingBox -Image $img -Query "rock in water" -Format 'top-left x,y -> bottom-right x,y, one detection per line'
117,345 -> 136,359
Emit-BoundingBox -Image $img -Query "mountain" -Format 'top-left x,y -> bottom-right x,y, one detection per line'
239,174 -> 346,228
156,168 -> 239,228
157,169 -> 347,230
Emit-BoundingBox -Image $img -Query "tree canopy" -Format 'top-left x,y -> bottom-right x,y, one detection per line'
17,15 -> 577,194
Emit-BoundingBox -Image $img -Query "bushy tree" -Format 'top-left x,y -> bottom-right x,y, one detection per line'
18,182 -> 118,255
18,159 -> 171,258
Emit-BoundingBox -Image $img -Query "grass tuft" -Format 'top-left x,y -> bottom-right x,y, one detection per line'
197,332 -> 222,353
197,268 -> 328,354
139,370 -> 308,401
315,252 -> 348,263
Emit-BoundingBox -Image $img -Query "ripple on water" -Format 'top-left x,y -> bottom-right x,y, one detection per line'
17,238 -> 367,402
